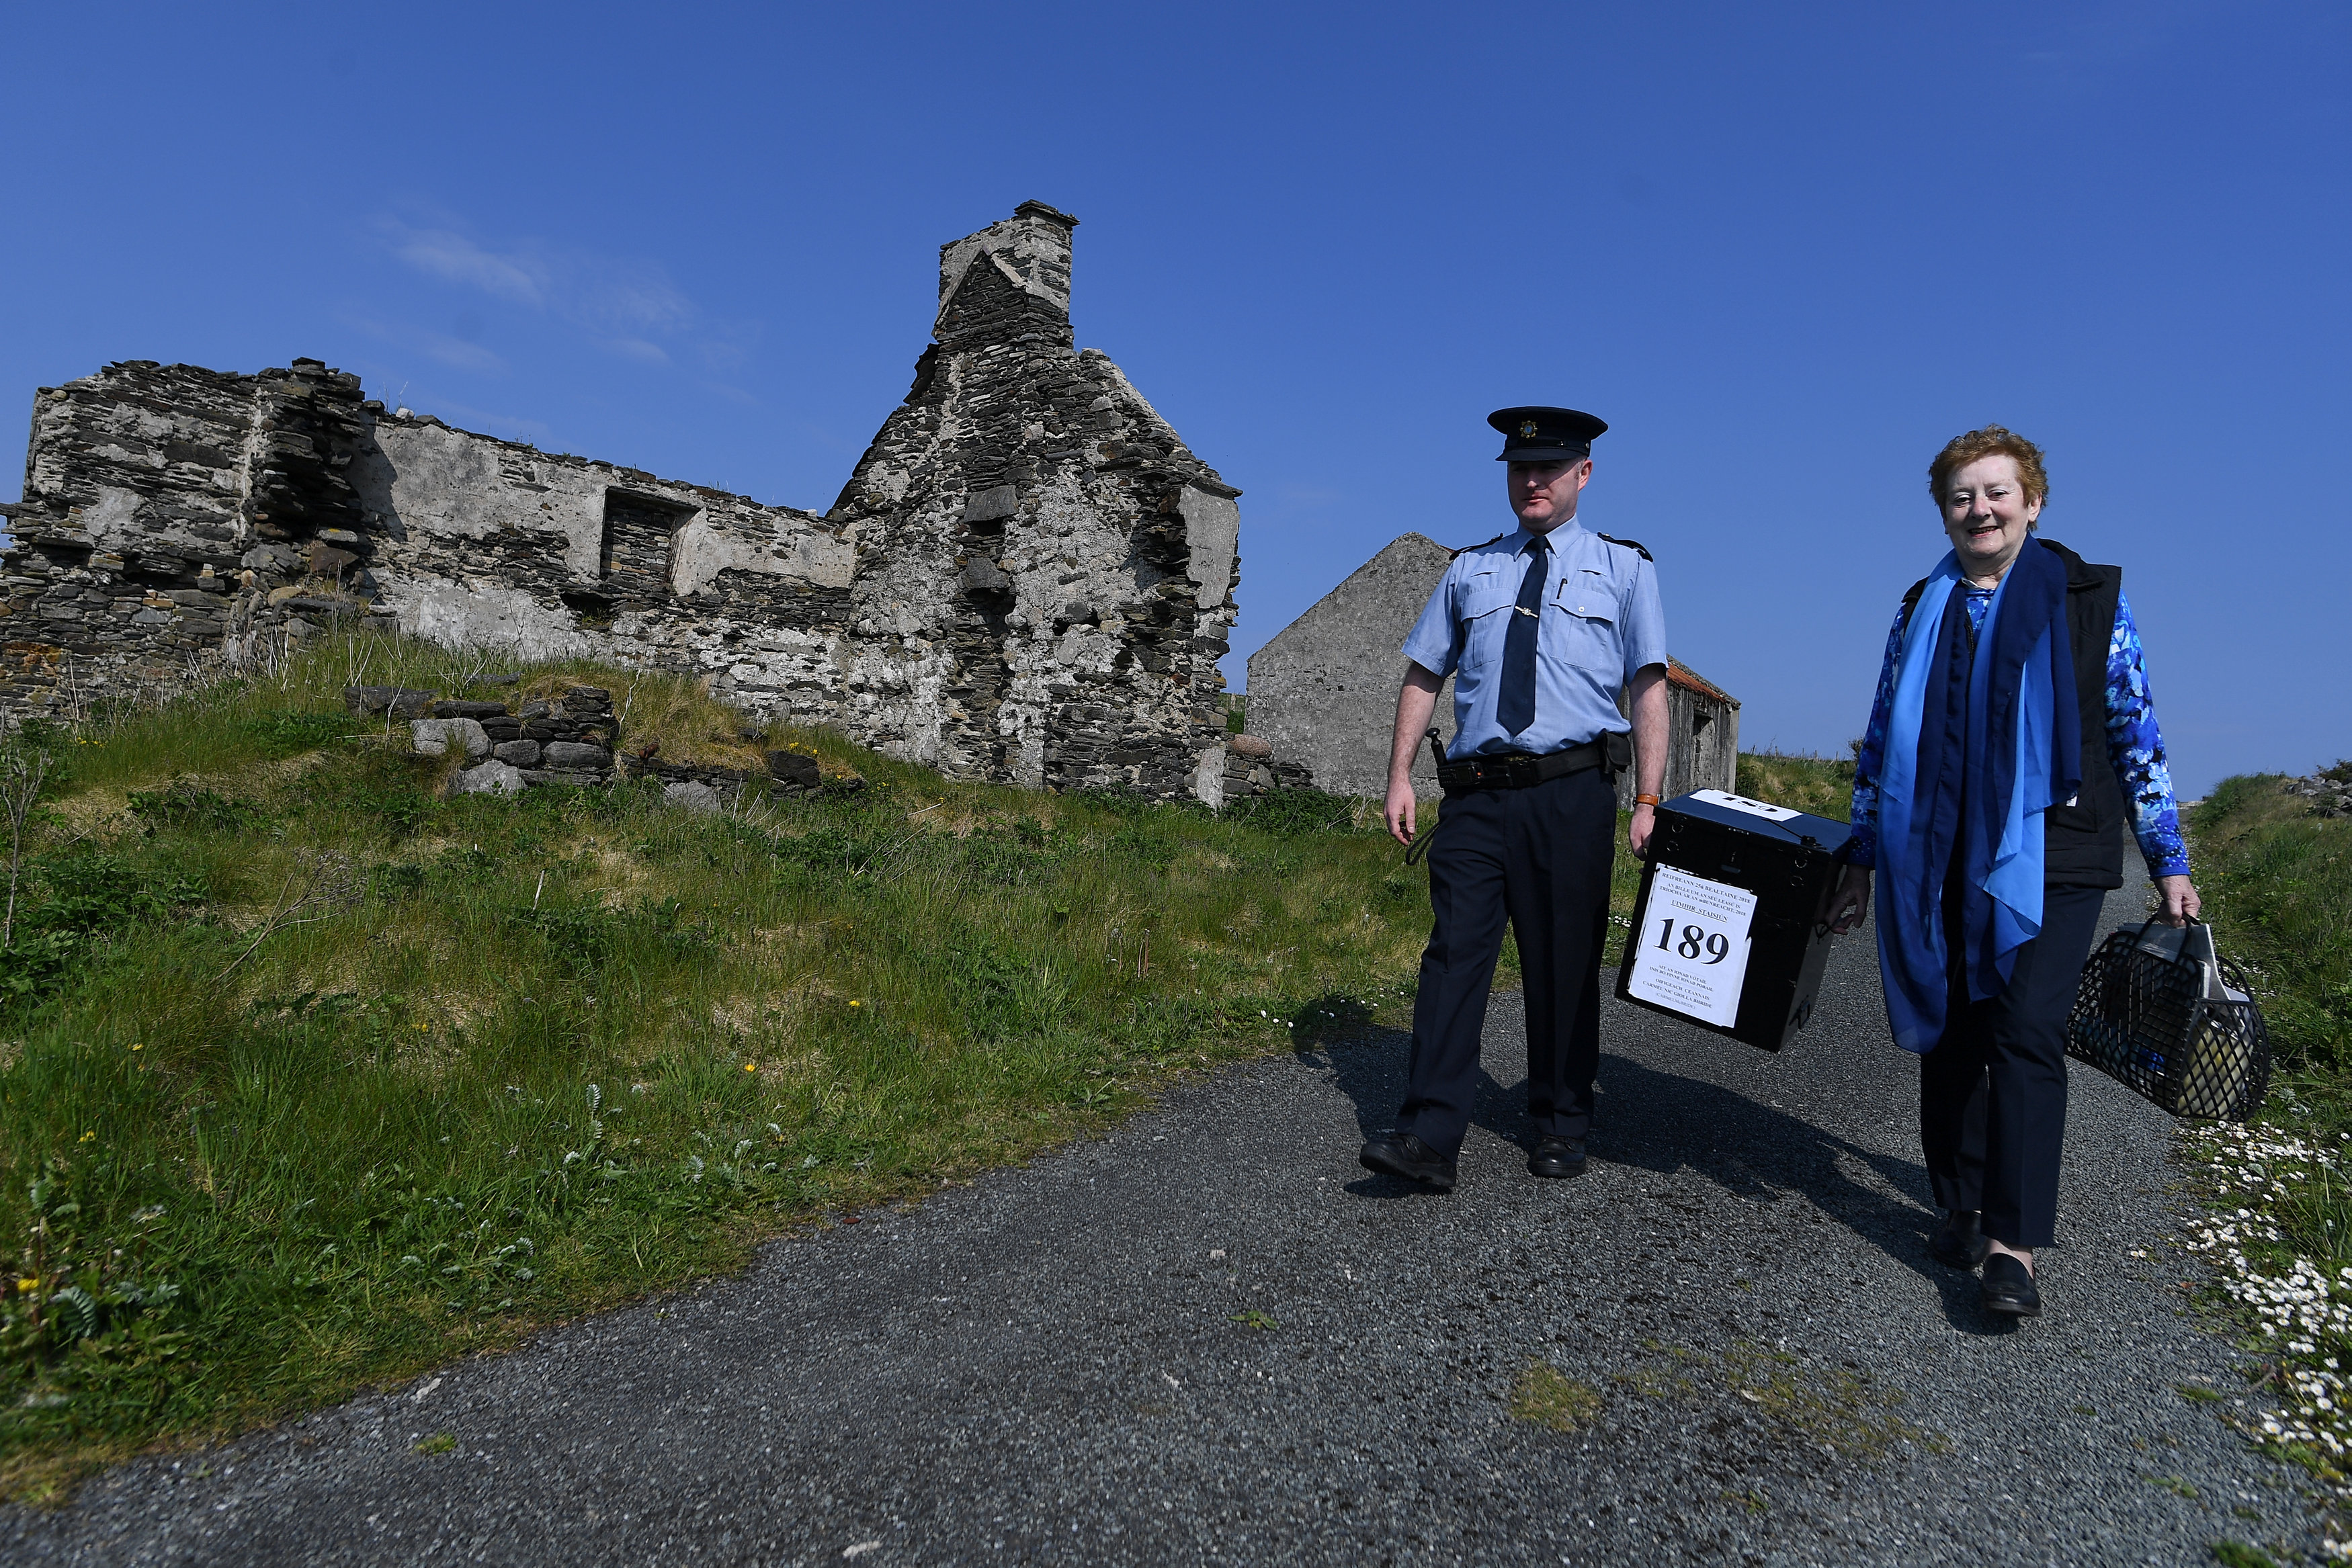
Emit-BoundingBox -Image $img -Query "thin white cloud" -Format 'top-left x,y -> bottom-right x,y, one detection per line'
384,225 -> 546,308
579,273 -> 693,337
339,314 -> 508,376
421,334 -> 506,374
374,212 -> 701,347
603,337 -> 671,366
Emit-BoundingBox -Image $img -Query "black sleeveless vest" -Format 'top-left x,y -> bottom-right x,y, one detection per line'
1900,537 -> 2126,890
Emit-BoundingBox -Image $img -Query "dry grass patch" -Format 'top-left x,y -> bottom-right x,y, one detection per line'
1511,1362 -> 1605,1432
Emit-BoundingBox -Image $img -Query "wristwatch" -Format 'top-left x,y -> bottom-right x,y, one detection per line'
1633,793 -> 1661,808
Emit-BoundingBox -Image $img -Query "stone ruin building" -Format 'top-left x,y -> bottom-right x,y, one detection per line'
1,202 -> 1249,803
1248,531 -> 1740,804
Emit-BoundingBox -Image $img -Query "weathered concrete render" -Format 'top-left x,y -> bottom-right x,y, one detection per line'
1247,531 -> 1738,803
4,202 -> 1244,802
1245,532 -> 1460,800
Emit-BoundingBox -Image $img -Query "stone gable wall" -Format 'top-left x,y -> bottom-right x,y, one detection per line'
1247,532 -> 1461,800
4,204 -> 1244,803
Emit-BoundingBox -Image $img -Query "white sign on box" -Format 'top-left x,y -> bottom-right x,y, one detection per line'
1624,865 -> 1758,1029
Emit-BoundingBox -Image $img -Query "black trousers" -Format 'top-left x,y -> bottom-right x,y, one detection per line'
1919,882 -> 2106,1249
1395,766 -> 1616,1158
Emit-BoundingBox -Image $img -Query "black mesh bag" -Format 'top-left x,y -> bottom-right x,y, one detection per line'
2065,920 -> 2270,1122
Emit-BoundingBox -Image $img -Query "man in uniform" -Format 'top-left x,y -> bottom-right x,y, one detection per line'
1360,406 -> 1669,1192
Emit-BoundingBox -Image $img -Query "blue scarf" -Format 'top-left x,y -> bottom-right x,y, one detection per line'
1874,539 -> 2081,1052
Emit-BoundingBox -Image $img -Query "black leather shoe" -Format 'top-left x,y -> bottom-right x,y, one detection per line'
1980,1252 -> 2042,1316
1527,1135 -> 1588,1180
1930,1209 -> 1991,1269
1359,1132 -> 1456,1191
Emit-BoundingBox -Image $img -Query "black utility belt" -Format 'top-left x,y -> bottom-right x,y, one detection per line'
1437,732 -> 1630,793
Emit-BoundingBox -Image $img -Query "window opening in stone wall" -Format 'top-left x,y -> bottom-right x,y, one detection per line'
599,490 -> 697,608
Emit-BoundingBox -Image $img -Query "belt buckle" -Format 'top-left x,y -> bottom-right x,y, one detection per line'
1504,754 -> 1540,787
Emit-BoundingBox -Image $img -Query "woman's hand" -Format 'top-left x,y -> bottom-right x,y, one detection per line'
2155,874 -> 2201,927
1824,865 -> 1873,934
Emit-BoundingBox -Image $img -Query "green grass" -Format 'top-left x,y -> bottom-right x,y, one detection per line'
1509,1360 -> 1603,1432
0,631 -> 1459,1501
1734,749 -> 1855,823
2178,771 -> 2352,1287
1608,1338 -> 1937,1460
2160,772 -> 2352,1527
2210,1540 -> 2278,1568
2193,773 -> 2352,1078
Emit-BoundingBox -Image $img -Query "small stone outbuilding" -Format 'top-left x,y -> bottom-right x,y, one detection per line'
1243,533 -> 1460,800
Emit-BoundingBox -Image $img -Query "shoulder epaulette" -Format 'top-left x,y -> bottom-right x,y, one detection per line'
1597,533 -> 1653,562
1447,533 -> 1517,560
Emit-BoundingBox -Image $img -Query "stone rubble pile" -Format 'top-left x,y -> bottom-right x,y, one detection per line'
343,683 -> 857,810
2283,763 -> 2352,819
1221,732 -> 1311,799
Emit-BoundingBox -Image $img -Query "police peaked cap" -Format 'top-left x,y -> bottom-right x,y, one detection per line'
1489,406 -> 1608,462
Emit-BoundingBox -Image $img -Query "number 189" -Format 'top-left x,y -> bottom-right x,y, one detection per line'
1656,918 -> 1730,965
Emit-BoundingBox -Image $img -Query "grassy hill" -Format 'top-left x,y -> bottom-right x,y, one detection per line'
2192,773 -> 2352,1078
0,630 -> 1861,1500
0,633 -> 1462,1499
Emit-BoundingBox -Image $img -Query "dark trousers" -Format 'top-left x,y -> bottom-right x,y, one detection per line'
1396,766 -> 1616,1158
1919,882 -> 2106,1249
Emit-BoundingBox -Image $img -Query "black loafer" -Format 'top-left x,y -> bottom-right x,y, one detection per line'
1359,1132 -> 1457,1191
1930,1209 -> 1991,1269
1527,1135 -> 1588,1180
1980,1252 -> 2042,1316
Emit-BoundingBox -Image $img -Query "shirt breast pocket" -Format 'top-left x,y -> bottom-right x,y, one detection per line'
1458,573 -> 1519,671
1546,577 -> 1621,675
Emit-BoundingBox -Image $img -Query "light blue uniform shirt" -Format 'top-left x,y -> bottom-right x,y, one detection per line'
1400,520 -> 1668,757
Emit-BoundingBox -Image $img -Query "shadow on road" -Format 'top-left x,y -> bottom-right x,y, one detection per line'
1301,1010 -> 2015,1335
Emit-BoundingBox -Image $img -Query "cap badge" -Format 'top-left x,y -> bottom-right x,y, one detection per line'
1518,420 -> 1539,438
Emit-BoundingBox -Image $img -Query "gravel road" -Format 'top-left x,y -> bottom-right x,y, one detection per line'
5,861 -> 2319,1565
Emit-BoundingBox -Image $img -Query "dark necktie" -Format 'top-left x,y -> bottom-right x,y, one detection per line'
1498,533 -> 1549,738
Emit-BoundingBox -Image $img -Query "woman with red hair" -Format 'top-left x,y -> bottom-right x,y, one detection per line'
1823,427 -> 2197,1319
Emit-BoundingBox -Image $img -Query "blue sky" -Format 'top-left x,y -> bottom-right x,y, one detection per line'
4,1 -> 2344,795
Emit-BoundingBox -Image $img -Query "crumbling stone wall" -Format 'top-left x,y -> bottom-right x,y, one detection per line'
5,203 -> 1243,803
822,202 -> 1241,801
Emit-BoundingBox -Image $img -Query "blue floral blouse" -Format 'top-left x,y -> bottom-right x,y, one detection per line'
1847,586 -> 2190,878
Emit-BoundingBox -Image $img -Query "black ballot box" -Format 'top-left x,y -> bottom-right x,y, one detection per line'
1613,789 -> 1854,1052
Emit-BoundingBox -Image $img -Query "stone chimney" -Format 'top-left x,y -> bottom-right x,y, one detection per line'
933,200 -> 1079,339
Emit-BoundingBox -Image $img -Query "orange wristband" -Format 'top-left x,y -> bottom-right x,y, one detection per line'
1633,793 -> 1661,808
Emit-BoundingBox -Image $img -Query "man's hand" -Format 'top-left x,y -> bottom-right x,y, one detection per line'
1386,664 -> 1445,850
2155,874 -> 2201,928
1628,803 -> 1655,859
1824,865 -> 1873,934
1386,774 -> 1418,847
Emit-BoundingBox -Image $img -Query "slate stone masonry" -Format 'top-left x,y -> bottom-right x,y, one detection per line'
7,205 -> 1247,805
